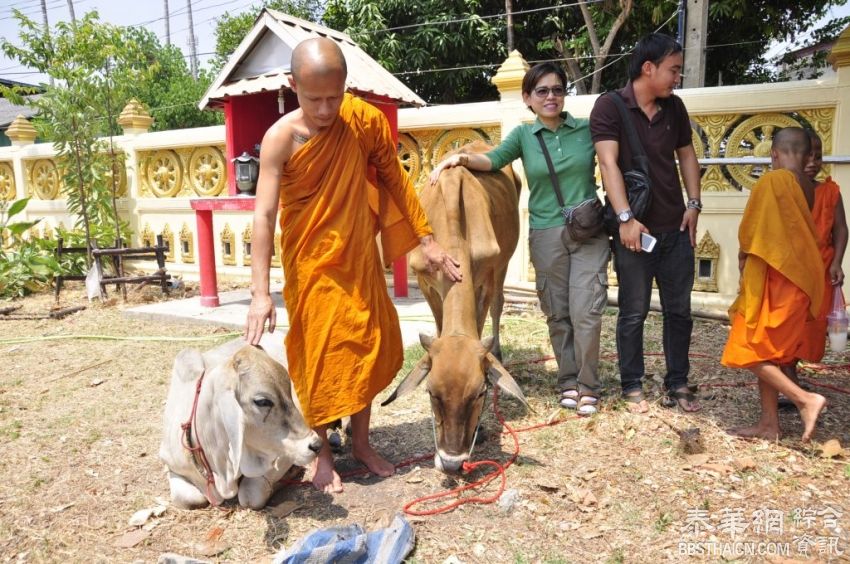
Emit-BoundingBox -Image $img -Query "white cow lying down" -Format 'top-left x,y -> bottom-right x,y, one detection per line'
159,336 -> 322,509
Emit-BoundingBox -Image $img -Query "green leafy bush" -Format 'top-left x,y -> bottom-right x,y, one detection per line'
0,198 -> 61,299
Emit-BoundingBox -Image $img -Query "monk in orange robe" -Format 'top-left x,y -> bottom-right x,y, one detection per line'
788,131 -> 847,369
721,127 -> 828,442
245,38 -> 462,493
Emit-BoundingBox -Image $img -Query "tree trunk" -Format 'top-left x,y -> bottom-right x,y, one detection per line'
505,0 -> 514,53
186,0 -> 198,80
66,0 -> 76,23
40,0 -> 54,87
164,0 -> 171,46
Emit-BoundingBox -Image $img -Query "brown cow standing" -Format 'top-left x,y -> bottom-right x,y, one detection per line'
383,142 -> 528,474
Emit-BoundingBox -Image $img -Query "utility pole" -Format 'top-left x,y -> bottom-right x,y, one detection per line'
505,0 -> 514,52
66,0 -> 76,23
40,0 -> 54,86
186,0 -> 198,80
164,0 -> 171,46
682,0 -> 710,88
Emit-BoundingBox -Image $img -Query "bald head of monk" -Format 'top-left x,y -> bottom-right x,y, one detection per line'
771,127 -> 812,174
288,38 -> 348,130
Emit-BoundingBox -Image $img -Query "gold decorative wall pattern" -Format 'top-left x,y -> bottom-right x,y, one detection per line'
242,224 -> 253,267
179,223 -> 194,264
139,145 -> 227,197
161,223 -> 175,262
398,133 -> 421,186
798,107 -> 834,177
188,146 -> 227,196
0,162 -> 15,200
398,125 -> 501,189
220,223 -> 236,266
724,114 -> 800,189
26,159 -> 61,200
689,108 -> 835,191
140,223 -> 155,248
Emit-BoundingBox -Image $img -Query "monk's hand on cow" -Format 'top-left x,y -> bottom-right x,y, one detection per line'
420,235 -> 462,282
245,293 -> 276,345
619,220 -> 647,253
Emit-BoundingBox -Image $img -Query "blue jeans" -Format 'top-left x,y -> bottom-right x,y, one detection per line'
612,229 -> 694,395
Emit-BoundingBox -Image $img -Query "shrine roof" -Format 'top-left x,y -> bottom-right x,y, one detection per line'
199,9 -> 425,110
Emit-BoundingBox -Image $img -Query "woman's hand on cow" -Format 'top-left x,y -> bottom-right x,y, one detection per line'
245,292 -> 276,345
429,154 -> 467,185
420,235 -> 462,282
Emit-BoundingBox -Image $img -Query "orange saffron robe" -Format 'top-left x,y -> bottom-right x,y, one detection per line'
278,94 -> 431,427
797,178 -> 841,361
721,169 -> 824,368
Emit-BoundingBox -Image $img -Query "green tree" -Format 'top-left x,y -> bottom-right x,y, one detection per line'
324,0 -> 512,103
323,0 -> 849,102
121,26 -> 222,131
1,10 -> 151,258
212,0 -> 324,72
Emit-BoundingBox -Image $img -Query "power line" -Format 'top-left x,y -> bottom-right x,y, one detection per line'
359,0 -> 606,35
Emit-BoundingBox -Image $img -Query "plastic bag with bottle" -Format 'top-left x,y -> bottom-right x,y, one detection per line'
826,285 -> 848,352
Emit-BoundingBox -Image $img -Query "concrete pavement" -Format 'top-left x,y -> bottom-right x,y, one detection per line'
124,283 -> 440,348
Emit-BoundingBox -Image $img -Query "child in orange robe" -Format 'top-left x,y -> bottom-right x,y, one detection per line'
721,127 -> 828,442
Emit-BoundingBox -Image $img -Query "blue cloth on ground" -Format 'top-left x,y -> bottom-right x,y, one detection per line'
272,513 -> 415,564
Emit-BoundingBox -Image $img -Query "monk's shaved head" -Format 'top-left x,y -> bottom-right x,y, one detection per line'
291,37 -> 347,82
772,127 -> 811,157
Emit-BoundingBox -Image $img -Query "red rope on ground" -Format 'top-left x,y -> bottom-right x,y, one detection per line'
279,351 -> 849,508
402,386 -> 521,516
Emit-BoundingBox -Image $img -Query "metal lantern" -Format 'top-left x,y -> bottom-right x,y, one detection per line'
232,152 -> 260,195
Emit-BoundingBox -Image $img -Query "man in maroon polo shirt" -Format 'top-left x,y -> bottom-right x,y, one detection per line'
590,33 -> 703,413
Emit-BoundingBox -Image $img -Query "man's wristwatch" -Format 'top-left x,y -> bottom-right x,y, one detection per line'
687,198 -> 702,212
617,209 -> 635,224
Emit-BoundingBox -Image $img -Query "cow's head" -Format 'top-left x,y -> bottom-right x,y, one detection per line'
211,346 -> 322,485
382,333 -> 527,474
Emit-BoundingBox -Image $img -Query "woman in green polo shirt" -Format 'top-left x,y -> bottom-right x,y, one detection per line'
429,62 -> 609,416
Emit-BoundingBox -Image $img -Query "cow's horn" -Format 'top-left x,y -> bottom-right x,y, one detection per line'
485,352 -> 529,409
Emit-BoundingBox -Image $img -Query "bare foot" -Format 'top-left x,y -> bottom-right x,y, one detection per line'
798,393 -> 827,443
727,424 -> 780,441
309,448 -> 343,493
352,444 -> 395,478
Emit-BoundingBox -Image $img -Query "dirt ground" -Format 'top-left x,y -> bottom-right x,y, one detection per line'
0,283 -> 849,563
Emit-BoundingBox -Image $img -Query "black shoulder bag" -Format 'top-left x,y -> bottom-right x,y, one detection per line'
534,130 -> 603,243
601,91 -> 653,235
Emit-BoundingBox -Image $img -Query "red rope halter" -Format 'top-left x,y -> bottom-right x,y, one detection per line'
180,371 -> 222,507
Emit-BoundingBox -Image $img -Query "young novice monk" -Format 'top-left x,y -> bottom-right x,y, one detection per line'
786,131 -> 848,379
721,127 -> 828,442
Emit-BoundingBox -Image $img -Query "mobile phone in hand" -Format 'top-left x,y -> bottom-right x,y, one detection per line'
640,232 -> 657,253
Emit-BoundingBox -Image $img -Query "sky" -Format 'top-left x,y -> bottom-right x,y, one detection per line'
0,0 -> 265,84
1,0 -> 850,86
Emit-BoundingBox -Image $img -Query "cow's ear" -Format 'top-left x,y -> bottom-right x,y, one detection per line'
215,389 -> 245,490
485,353 -> 529,409
419,332 -> 435,351
381,354 -> 431,406
173,348 -> 205,383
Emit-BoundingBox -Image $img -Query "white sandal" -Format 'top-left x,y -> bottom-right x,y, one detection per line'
560,389 -> 579,409
577,396 -> 599,416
